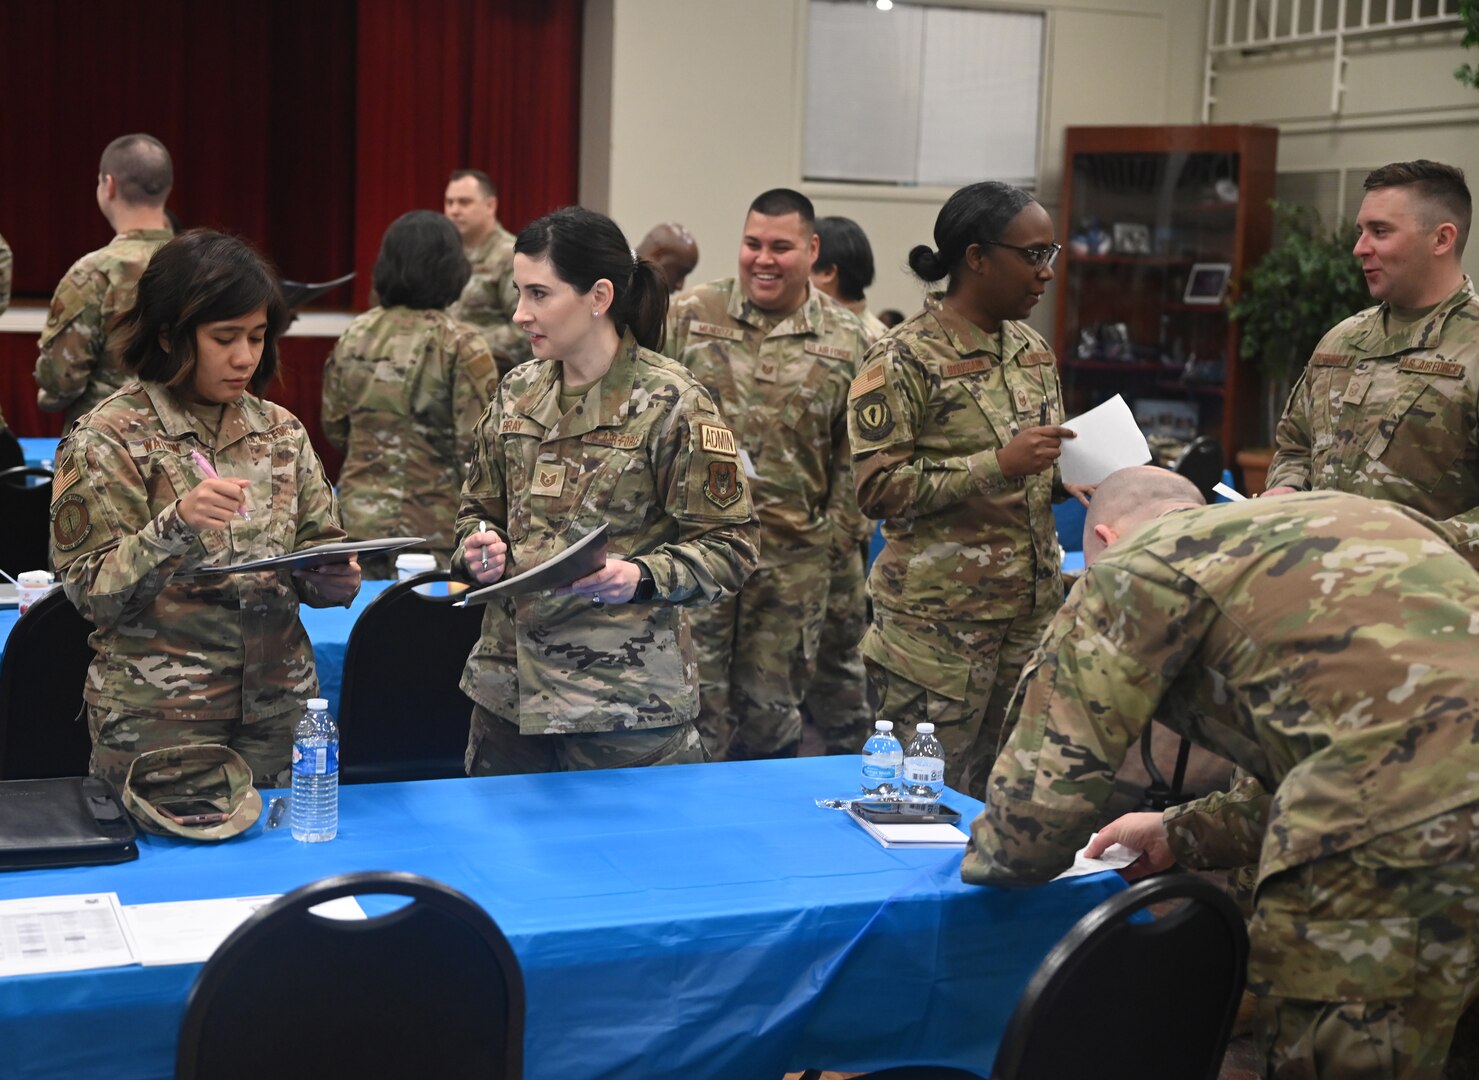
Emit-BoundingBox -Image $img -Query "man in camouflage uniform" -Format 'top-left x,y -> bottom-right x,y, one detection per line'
322,306 -> 497,575
454,334 -> 759,775
34,135 -> 174,427
664,189 -> 870,760
964,466 -> 1479,1080
444,168 -> 530,379
1266,159 -> 1477,562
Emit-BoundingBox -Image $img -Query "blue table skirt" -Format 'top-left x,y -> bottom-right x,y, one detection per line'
16,437 -> 59,472
0,757 -> 1125,1079
0,579 -> 396,720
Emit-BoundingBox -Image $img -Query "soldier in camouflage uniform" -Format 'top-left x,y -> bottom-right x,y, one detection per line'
1266,161 -> 1477,569
664,189 -> 870,760
850,183 -> 1087,798
51,232 -> 359,790
444,168 -> 532,380
964,466 -> 1479,1080
322,211 -> 498,576
454,208 -> 758,776
35,134 -> 174,427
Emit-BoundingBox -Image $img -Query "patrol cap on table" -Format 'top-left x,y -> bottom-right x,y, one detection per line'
122,745 -> 262,841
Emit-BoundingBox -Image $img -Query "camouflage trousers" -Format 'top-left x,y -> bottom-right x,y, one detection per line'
464,702 -> 709,776
690,551 -> 830,761
861,602 -> 1054,801
1249,802 -> 1479,1080
801,540 -> 873,754
87,703 -> 293,790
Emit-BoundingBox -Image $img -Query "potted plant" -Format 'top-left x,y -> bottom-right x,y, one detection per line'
1227,200 -> 1369,491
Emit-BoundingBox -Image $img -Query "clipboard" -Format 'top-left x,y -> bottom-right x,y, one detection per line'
456,524 -> 609,606
180,536 -> 426,577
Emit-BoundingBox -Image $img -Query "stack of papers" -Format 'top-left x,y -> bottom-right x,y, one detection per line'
847,806 -> 968,849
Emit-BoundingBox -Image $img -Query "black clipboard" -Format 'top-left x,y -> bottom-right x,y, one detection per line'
180,536 -> 426,577
456,524 -> 609,606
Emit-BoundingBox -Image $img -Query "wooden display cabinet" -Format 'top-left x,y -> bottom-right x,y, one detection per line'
1053,125 -> 1278,465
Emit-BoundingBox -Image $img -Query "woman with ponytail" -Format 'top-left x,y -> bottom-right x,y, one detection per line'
453,207 -> 759,775
848,182 -> 1092,800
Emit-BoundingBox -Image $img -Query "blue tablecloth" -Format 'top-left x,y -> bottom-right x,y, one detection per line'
16,437 -> 58,472
0,579 -> 395,719
0,756 -> 1124,1079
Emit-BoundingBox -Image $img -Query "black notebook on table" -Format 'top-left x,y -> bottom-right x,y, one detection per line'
0,777 -> 139,871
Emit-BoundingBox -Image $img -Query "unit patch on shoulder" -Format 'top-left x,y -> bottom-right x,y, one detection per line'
691,321 -> 744,342
853,391 -> 895,442
699,423 -> 737,456
703,459 -> 744,508
51,493 -> 92,552
1399,356 -> 1465,378
849,366 -> 885,400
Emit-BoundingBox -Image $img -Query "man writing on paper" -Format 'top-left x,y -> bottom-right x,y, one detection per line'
962,466 -> 1479,1080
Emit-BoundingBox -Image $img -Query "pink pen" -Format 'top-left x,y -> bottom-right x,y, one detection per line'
190,449 -> 251,521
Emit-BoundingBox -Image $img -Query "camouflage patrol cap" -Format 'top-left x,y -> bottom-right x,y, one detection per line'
122,745 -> 262,841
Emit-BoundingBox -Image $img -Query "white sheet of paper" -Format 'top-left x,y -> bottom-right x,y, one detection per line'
1054,832 -> 1143,880
1059,394 -> 1153,486
0,892 -> 137,976
1213,481 -> 1246,502
122,895 -> 366,966
738,448 -> 760,480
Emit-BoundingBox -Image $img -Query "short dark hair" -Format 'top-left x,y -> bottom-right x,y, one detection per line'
748,188 -> 815,230
116,230 -> 290,394
515,206 -> 669,352
814,216 -> 875,302
909,181 -> 1036,293
99,134 -> 173,207
449,169 -> 497,199
1364,159 -> 1471,256
372,211 -> 471,310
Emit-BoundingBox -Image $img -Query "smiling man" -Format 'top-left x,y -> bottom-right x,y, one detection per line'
1263,160 -> 1478,559
664,188 -> 870,761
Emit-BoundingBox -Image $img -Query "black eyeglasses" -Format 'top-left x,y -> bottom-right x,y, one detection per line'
982,240 -> 1061,272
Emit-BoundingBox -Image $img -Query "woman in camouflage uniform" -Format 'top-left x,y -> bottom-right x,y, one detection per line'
455,207 -> 760,775
50,231 -> 360,789
322,211 -> 498,576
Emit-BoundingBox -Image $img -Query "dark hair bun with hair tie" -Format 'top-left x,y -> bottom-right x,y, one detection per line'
908,244 -> 945,283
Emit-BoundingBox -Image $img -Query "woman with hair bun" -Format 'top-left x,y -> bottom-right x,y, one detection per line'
847,182 -> 1091,799
455,206 -> 759,775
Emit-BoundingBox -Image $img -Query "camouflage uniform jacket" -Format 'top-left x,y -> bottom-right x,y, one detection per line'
51,381 -> 351,723
34,228 -> 173,425
850,295 -> 1066,622
448,223 -> 529,377
859,308 -> 889,345
454,334 -> 760,735
1267,276 -> 1479,556
322,306 -> 498,561
664,278 -> 869,568
960,492 -> 1479,890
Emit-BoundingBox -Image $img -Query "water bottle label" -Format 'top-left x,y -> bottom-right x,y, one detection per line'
861,763 -> 900,780
292,742 -> 338,776
904,758 -> 944,784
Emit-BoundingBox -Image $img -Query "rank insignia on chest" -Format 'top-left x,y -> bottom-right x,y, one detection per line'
703,460 -> 744,508
51,493 -> 93,552
1013,387 -> 1032,414
531,462 -> 567,498
854,391 -> 895,441
1342,375 -> 1372,406
756,359 -> 779,383
699,423 -> 737,456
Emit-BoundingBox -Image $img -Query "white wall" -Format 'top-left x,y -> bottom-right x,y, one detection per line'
581,0 -> 1210,331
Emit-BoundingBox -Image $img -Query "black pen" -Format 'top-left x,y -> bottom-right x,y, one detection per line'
1039,401 -> 1048,426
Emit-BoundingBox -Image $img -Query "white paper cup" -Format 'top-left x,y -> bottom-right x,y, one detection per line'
395,553 -> 442,595
17,570 -> 55,614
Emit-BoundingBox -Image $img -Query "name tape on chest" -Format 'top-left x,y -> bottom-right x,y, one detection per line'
582,430 -> 644,450
699,423 -> 738,456
1018,351 -> 1054,368
942,358 -> 989,379
1398,356 -> 1466,379
850,366 -> 886,400
690,321 -> 745,343
1311,352 -> 1355,369
131,436 -> 192,458
500,417 -> 544,438
803,341 -> 853,362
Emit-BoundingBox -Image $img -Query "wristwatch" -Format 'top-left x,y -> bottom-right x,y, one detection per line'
631,560 -> 656,603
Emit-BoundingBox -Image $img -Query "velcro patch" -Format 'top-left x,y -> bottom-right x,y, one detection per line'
530,463 -> 567,498
1019,351 -> 1054,367
702,460 -> 744,508
850,366 -> 885,400
853,391 -> 895,442
501,417 -> 543,437
131,436 -> 190,457
51,493 -> 92,552
1311,353 -> 1354,368
691,321 -> 744,342
942,358 -> 989,379
1399,356 -> 1465,378
53,457 -> 81,499
583,430 -> 643,450
803,341 -> 852,361
699,423 -> 737,456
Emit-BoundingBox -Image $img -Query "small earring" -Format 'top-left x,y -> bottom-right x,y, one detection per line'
592,309 -> 600,317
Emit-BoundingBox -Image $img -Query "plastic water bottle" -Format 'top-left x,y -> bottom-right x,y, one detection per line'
902,723 -> 945,808
291,697 -> 338,842
860,720 -> 904,797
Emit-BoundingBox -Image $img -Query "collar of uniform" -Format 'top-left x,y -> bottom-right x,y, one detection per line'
924,294 -> 1029,362
142,381 -> 272,449
114,228 -> 174,243
512,335 -> 640,443
1354,275 -> 1476,355
724,279 -> 825,337
466,222 -> 509,265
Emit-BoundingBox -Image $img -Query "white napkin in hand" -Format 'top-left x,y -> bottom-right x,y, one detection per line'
1053,831 -> 1143,880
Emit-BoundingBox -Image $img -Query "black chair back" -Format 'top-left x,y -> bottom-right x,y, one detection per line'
0,467 -> 54,580
1173,436 -> 1225,503
0,586 -> 95,779
0,429 -> 23,471
992,874 -> 1248,1080
176,870 -> 525,1080
338,571 -> 483,783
